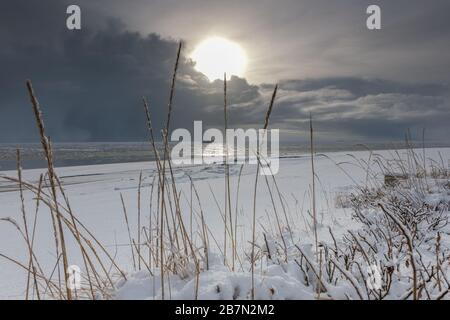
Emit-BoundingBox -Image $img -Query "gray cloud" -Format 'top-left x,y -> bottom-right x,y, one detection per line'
0,1 -> 449,144
240,78 -> 450,142
0,0 -> 263,142
88,0 -> 450,84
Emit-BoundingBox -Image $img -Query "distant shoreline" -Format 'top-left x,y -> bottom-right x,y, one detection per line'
1,143 -> 449,172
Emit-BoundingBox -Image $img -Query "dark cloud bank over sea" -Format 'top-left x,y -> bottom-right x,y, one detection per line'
1,0 -> 449,144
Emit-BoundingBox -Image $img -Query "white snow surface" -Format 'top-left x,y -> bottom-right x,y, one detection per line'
0,147 -> 449,299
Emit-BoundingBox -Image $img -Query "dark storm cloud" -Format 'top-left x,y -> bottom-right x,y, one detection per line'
238,78 -> 450,141
0,1 -> 449,143
0,0 -> 262,142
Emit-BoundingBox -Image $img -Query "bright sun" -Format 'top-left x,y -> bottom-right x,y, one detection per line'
191,37 -> 247,81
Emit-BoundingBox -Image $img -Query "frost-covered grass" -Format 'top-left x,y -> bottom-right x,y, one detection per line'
1,143 -> 448,300
114,149 -> 450,300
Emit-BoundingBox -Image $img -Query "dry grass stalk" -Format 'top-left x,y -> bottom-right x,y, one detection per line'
234,164 -> 244,265
309,114 -> 318,261
251,84 -> 278,299
142,97 -> 162,170
29,173 -> 44,299
120,193 -> 136,270
25,80 -> 72,299
159,41 -> 182,300
223,73 -> 234,269
54,176 -> 98,298
137,171 -> 143,271
16,149 -> 33,299
188,175 -> 209,270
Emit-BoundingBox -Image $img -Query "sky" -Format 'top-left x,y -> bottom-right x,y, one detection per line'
0,0 -> 449,143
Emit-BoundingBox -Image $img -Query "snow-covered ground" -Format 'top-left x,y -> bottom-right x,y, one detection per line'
0,147 -> 449,299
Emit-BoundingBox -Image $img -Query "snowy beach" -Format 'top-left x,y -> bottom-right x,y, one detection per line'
1,147 -> 449,299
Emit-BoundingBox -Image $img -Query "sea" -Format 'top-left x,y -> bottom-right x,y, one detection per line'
0,141 -> 448,171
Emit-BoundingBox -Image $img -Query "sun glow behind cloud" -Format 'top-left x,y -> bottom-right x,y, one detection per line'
190,37 -> 247,81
